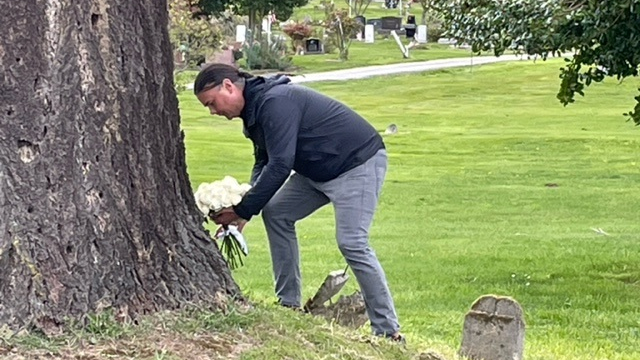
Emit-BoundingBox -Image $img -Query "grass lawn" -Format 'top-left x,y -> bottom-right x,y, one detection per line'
292,0 -> 412,22
179,59 -> 640,359
290,41 -> 475,72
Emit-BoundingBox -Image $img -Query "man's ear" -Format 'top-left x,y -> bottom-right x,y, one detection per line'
222,78 -> 236,91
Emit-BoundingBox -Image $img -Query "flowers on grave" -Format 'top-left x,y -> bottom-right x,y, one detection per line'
194,176 -> 251,269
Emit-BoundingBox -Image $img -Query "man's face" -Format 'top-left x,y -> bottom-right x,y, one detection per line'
196,78 -> 245,120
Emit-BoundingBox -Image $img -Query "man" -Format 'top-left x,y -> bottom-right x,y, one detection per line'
193,63 -> 402,341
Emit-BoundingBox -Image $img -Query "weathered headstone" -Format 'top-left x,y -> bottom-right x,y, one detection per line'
417,25 -> 428,43
460,295 -> 525,360
364,24 -> 375,43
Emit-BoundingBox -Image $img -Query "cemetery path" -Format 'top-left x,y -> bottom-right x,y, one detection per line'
288,54 -> 533,83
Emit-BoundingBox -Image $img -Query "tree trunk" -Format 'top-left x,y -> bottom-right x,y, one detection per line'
0,0 -> 241,334
419,0 -> 429,25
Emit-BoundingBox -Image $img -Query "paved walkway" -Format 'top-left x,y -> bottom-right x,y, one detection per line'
288,54 -> 528,83
186,54 -> 530,89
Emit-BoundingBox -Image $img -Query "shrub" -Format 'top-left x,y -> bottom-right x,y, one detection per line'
242,35 -> 292,71
282,22 -> 315,54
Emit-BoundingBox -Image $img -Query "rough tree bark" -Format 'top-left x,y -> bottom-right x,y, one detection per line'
0,0 -> 241,334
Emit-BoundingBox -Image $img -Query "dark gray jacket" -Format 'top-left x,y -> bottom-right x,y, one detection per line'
233,75 -> 385,221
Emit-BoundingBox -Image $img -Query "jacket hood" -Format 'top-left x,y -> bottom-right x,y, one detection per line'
240,74 -> 291,129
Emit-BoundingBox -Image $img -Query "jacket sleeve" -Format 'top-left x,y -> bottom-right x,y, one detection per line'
249,144 -> 268,185
234,96 -> 301,220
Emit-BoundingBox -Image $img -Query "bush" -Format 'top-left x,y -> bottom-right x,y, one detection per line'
282,22 -> 315,54
242,35 -> 292,71
427,20 -> 446,43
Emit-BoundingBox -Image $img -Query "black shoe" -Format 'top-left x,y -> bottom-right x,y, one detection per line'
386,332 -> 406,344
274,301 -> 304,312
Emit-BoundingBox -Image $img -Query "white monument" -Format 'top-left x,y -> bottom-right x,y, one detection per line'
365,24 -> 375,43
417,24 -> 427,43
235,25 -> 246,43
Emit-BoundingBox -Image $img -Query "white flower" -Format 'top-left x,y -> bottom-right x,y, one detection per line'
194,176 -> 252,215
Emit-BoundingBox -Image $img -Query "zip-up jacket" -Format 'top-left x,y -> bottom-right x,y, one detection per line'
233,75 -> 385,221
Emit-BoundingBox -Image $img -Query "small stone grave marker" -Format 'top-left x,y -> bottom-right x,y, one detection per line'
460,295 -> 525,360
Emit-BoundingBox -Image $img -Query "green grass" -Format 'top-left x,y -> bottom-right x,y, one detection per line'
292,0 -> 411,22
291,41 -> 475,72
180,59 -> 640,359
2,304 -> 416,359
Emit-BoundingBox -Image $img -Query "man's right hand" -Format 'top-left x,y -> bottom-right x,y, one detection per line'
214,221 -> 247,238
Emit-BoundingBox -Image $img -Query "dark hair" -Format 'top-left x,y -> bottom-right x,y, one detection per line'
193,63 -> 254,95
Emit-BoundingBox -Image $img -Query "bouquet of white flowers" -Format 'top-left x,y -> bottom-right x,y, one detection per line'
194,176 -> 252,269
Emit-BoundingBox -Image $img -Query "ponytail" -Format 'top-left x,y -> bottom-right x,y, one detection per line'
193,63 -> 254,95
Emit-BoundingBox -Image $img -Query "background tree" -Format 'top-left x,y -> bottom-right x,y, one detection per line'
345,0 -> 373,17
434,0 -> 640,125
416,0 -> 432,25
0,0 -> 240,334
321,1 -> 362,61
169,0 -> 223,68
198,0 -> 309,41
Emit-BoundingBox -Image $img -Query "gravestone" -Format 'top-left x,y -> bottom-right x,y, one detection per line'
235,25 -> 246,43
366,18 -> 382,32
380,16 -> 402,31
405,14 -> 416,39
437,37 -> 457,45
417,25 -> 428,43
385,0 -> 399,8
262,17 -> 271,37
364,24 -> 375,43
460,295 -> 525,360
304,38 -> 323,55
354,15 -> 366,39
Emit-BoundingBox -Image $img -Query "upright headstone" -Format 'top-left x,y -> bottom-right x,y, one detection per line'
380,16 -> 402,31
354,15 -> 366,39
366,18 -> 382,32
417,24 -> 428,43
405,14 -> 416,39
262,18 -> 271,36
235,25 -> 246,43
304,38 -> 323,55
364,24 -> 375,43
460,295 -> 525,360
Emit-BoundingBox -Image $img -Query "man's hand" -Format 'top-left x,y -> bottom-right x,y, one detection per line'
214,220 -> 247,238
210,207 -> 243,227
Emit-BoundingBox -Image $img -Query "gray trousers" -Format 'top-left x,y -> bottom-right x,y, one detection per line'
261,149 -> 400,336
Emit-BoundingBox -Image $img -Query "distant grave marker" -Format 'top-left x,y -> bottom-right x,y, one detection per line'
304,38 -> 323,55
364,24 -> 375,43
417,25 -> 428,43
380,16 -> 402,31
